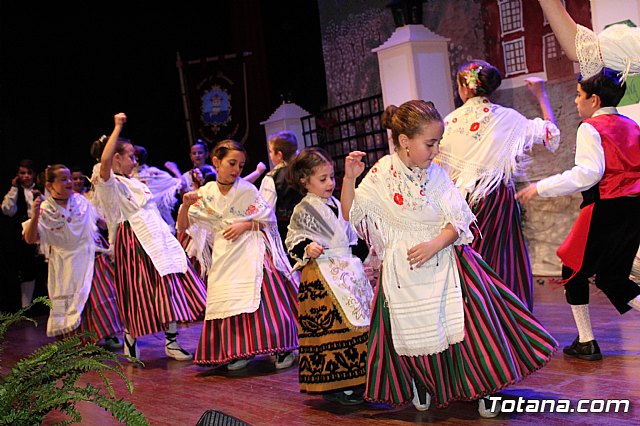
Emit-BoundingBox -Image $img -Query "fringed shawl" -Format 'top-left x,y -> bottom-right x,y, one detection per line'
437,96 -> 560,206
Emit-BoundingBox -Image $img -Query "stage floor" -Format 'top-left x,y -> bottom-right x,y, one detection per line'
4,278 -> 639,426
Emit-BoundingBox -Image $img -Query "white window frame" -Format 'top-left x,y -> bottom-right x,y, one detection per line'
498,0 -> 524,36
502,36 -> 528,76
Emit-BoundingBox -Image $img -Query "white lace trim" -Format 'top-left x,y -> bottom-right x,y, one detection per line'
576,24 -> 604,79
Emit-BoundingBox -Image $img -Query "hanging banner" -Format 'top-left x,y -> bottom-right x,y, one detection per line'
180,52 -> 251,146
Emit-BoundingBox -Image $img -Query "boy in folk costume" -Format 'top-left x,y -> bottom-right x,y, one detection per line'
178,140 -> 298,370
518,68 -> 640,360
285,147 -> 373,405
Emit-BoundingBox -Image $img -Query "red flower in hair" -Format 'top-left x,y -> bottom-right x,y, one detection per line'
470,122 -> 480,132
393,193 -> 404,205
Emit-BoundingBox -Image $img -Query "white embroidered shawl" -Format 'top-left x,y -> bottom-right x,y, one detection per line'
437,96 -> 560,206
25,194 -> 98,336
286,194 -> 373,328
350,154 -> 474,356
187,179 -> 293,320
94,169 -> 188,276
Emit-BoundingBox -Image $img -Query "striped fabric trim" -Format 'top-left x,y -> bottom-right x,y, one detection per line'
114,222 -> 206,338
365,245 -> 557,408
194,251 -> 299,365
470,183 -> 534,310
64,253 -> 122,343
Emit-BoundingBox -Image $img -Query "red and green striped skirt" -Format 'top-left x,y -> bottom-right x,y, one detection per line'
470,182 -> 534,310
365,245 -> 557,408
63,252 -> 122,343
114,221 -> 206,338
194,251 -> 298,365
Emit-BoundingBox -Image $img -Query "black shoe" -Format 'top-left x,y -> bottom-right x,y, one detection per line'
563,336 -> 603,361
323,390 -> 365,405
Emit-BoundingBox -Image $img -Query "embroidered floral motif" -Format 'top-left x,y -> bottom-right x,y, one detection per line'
470,122 -> 480,132
393,193 -> 403,205
245,204 -> 258,215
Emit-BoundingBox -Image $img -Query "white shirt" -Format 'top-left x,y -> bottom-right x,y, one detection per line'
536,108 -> 617,197
2,185 -> 35,218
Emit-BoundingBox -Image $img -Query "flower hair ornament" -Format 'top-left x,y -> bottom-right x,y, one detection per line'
462,64 -> 483,94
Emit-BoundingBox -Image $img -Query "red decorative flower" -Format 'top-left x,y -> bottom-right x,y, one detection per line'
452,117 -> 458,123
482,99 -> 488,103
245,204 -> 259,215
483,107 -> 489,113
393,193 -> 404,205
393,171 -> 397,177
371,167 -> 378,173
420,189 -> 425,196
470,122 -> 480,132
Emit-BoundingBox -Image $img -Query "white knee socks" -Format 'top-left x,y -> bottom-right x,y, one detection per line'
570,304 -> 594,342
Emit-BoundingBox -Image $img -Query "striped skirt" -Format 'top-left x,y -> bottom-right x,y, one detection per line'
365,245 -> 557,408
470,182 -> 534,310
194,250 -> 298,365
114,222 -> 206,338
298,262 -> 369,393
64,252 -> 122,343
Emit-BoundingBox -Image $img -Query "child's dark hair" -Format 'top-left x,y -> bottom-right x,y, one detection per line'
17,159 -> 34,172
268,131 -> 298,163
90,135 -> 132,160
286,147 -> 333,195
457,60 -> 502,96
193,139 -> 209,152
211,139 -> 247,161
578,67 -> 626,108
381,100 -> 443,149
134,145 -> 149,166
44,164 -> 69,184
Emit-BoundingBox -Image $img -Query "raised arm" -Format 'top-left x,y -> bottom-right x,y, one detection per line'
23,196 -> 43,244
525,77 -> 556,125
538,0 -> 578,61
340,151 -> 366,220
99,113 -> 127,182
176,191 -> 201,234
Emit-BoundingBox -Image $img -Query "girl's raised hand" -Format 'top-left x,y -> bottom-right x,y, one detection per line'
344,151 -> 366,179
182,191 -> 201,206
114,113 -> 127,126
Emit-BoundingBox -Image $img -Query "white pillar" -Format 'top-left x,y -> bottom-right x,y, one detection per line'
373,24 -> 454,152
260,103 -> 311,168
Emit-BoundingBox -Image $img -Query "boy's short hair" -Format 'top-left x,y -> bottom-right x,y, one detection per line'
578,67 -> 626,108
17,159 -> 34,172
268,131 -> 298,163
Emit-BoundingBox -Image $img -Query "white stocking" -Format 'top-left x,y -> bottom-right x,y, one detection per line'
20,280 -> 35,308
570,304 -> 594,342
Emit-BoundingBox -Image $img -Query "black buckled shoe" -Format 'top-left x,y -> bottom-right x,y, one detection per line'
563,336 -> 603,361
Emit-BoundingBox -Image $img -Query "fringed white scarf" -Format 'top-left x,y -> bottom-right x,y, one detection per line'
437,97 -> 560,206
350,154 -> 473,356
187,178 -> 294,320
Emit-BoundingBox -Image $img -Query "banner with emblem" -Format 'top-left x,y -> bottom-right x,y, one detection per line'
178,52 -> 251,146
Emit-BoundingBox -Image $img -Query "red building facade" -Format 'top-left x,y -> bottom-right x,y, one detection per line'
481,0 -> 592,83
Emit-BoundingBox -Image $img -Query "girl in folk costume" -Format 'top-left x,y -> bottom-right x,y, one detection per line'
341,100 -> 557,417
95,113 -> 206,361
177,140 -> 298,370
23,165 -> 121,344
436,60 -> 561,310
285,148 -> 373,405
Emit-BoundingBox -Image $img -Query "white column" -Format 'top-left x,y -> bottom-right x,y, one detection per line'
260,103 -> 311,168
373,24 -> 454,152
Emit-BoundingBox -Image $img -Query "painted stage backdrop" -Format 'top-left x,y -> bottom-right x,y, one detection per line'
316,0 -> 620,276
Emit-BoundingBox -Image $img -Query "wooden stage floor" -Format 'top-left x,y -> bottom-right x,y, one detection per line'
4,278 -> 639,426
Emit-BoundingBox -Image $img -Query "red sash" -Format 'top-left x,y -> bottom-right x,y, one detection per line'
557,204 -> 594,274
